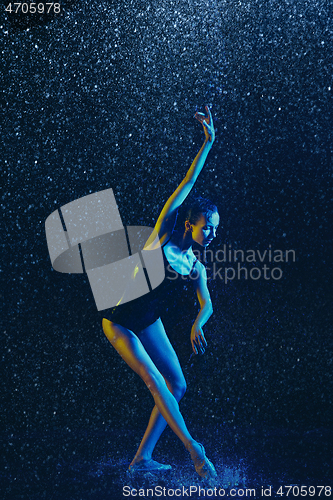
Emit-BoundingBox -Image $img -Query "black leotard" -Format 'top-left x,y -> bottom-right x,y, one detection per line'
102,245 -> 198,333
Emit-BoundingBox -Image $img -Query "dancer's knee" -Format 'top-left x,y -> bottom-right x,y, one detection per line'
170,377 -> 187,401
143,370 -> 167,396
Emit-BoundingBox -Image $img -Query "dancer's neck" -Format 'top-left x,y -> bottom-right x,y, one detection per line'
172,230 -> 193,252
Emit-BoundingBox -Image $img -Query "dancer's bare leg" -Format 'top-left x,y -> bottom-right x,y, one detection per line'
103,318 -> 193,445
132,318 -> 186,463
102,318 -> 216,478
102,318 -> 200,457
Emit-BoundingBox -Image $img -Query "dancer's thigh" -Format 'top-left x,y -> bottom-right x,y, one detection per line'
102,318 -> 162,381
138,318 -> 186,391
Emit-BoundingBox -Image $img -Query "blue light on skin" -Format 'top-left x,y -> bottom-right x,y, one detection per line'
188,212 -> 220,247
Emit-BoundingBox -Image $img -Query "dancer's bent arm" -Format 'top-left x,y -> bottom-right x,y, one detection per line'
148,107 -> 215,247
190,261 -> 213,355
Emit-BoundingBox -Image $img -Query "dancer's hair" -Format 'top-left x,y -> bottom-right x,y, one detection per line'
184,196 -> 218,224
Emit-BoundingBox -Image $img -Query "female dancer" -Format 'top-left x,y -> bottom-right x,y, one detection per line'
102,107 -> 219,479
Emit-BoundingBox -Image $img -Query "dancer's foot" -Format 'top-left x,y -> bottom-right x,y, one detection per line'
188,441 -> 217,479
128,458 -> 172,473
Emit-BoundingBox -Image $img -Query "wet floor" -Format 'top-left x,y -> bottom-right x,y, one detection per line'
2,425 -> 332,500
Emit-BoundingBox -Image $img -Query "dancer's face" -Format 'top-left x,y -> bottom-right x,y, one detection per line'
188,212 -> 219,247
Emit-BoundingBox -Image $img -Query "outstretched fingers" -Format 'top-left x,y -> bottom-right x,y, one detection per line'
194,111 -> 206,124
191,329 -> 208,355
205,105 -> 213,124
195,106 -> 215,142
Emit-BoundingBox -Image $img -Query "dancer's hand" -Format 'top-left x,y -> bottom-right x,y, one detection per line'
191,323 -> 208,355
194,106 -> 215,144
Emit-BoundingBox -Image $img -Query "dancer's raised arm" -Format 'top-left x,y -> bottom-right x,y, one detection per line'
151,106 -> 215,246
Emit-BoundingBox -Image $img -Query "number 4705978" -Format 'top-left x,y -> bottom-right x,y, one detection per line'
5,3 -> 61,14
276,485 -> 331,496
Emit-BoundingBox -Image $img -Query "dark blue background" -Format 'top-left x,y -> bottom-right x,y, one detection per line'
2,0 -> 332,498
